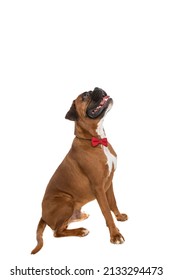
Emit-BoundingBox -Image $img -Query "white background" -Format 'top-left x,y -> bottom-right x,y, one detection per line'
0,0 -> 173,279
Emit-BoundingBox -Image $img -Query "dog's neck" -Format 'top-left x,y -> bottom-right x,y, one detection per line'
96,119 -> 106,138
75,119 -> 106,139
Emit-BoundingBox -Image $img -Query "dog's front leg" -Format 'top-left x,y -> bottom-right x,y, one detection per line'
106,183 -> 128,222
94,189 -> 124,244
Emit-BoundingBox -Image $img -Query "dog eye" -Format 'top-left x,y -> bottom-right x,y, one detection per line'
82,92 -> 91,101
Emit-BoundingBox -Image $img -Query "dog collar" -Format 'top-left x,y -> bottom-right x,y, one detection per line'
76,136 -> 108,147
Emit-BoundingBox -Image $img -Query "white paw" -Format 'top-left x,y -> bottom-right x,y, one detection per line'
81,229 -> 89,237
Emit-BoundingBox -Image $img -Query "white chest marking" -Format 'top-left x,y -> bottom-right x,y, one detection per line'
103,146 -> 117,175
96,119 -> 117,175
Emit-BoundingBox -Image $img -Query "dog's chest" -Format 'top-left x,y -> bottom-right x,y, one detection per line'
96,120 -> 117,175
103,146 -> 117,175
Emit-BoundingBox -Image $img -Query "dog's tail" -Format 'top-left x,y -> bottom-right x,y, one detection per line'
31,218 -> 46,254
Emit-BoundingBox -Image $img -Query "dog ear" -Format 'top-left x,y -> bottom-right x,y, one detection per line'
65,101 -> 79,121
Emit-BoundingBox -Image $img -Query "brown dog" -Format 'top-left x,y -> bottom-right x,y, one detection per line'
31,87 -> 128,254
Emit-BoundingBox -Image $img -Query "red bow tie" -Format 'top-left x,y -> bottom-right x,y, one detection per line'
91,137 -> 108,147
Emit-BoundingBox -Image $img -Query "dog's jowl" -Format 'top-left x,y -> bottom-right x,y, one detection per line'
31,87 -> 128,254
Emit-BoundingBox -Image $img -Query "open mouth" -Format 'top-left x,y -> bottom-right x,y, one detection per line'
87,95 -> 112,119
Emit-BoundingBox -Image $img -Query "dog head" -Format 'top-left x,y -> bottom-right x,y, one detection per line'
65,87 -> 113,123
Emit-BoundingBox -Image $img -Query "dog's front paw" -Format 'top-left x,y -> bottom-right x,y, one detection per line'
110,232 -> 125,244
116,213 -> 128,222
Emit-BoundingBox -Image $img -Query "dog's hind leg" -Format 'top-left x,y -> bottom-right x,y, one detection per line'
54,226 -> 89,238
54,209 -> 89,238
42,193 -> 75,231
54,208 -> 89,238
42,193 -> 89,238
68,209 -> 89,223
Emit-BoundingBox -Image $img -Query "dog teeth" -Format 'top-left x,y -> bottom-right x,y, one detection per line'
91,96 -> 110,115
92,105 -> 103,114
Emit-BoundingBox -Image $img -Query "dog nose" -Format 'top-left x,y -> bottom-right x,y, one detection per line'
102,90 -> 107,97
92,87 -> 107,101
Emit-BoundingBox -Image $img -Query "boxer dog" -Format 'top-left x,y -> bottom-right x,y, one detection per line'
31,87 -> 128,254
